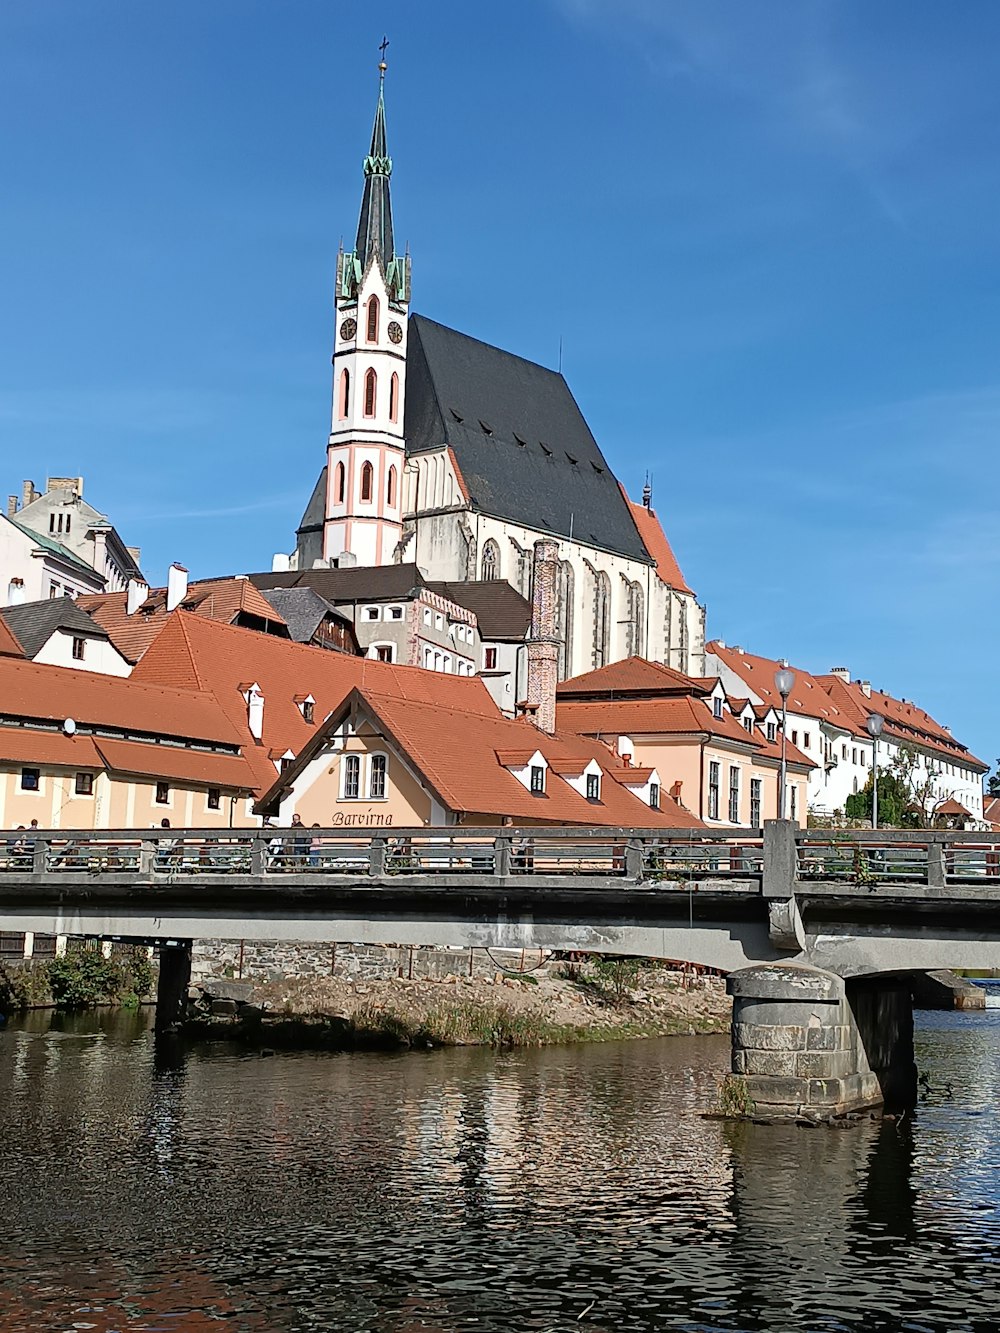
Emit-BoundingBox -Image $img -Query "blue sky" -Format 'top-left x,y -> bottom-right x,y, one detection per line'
2,1 -> 999,771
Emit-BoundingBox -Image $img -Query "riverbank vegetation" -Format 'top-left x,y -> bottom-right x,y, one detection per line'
0,946 -> 153,1014
183,961 -> 730,1051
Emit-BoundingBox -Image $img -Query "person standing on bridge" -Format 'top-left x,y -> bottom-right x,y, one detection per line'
290,813 -> 310,869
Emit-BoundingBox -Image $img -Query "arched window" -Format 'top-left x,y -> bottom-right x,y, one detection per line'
364,368 -> 377,417
334,462 -> 346,505
369,753 -> 387,799
338,368 -> 350,420
366,295 -> 380,343
626,581 -> 644,657
360,461 -> 374,503
481,539 -> 500,581
389,372 -> 399,422
557,560 -> 574,680
593,570 -> 610,669
386,465 -> 396,507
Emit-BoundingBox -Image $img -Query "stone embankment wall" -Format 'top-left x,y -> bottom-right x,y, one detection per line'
192,940 -> 552,983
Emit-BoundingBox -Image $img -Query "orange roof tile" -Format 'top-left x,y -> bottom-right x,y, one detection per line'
260,686 -> 702,827
78,577 -> 288,664
0,655 -> 242,747
0,727 -> 103,770
708,642 -> 860,732
133,612 -> 502,796
557,656 -> 708,698
815,674 -> 987,771
0,616 -> 24,658
623,491 -> 693,594
984,795 -> 1000,828
94,739 -> 256,790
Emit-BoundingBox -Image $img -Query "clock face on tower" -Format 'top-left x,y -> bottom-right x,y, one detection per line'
339,318 -> 357,341
388,320 -> 403,345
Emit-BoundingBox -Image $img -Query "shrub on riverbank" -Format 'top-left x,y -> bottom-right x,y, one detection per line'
0,946 -> 154,1013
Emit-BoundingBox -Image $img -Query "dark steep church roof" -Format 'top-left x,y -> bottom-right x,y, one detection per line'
404,315 -> 652,565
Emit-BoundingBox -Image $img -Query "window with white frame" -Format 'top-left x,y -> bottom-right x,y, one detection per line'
649,782 -> 660,810
750,777 -> 762,826
530,765 -> 545,794
364,606 -> 380,621
728,766 -> 740,823
484,647 -> 498,670
712,697 -> 723,720
766,722 -> 776,743
369,753 -> 387,799
708,762 -> 720,819
343,754 -> 361,799
586,772 -> 600,801
388,606 -> 403,620
21,767 -> 40,792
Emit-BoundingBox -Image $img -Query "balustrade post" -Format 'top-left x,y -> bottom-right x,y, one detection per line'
624,838 -> 643,880
368,837 -> 386,877
139,838 -> 156,877
32,836 -> 47,875
494,837 -> 512,878
762,820 -> 797,898
251,837 -> 267,876
926,839 -> 946,892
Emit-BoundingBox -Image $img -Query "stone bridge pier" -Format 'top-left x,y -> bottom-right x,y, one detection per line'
727,964 -> 917,1119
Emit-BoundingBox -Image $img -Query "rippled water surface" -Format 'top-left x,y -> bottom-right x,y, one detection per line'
1,1003 -> 999,1332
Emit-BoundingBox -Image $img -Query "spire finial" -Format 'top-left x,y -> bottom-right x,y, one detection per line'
642,472 -> 652,509
378,35 -> 389,78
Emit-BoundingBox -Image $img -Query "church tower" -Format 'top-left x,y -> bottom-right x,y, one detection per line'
323,53 -> 411,568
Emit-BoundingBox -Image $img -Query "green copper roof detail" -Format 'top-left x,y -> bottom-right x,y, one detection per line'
347,66 -> 407,302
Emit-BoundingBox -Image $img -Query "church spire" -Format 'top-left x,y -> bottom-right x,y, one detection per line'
340,41 -> 409,305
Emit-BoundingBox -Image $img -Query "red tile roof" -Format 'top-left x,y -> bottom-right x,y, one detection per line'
78,577 -> 289,664
133,612 -> 502,796
815,674 -> 987,771
557,697 -> 813,769
557,656 -> 708,698
0,616 -> 23,658
94,739 -> 255,790
0,726 -> 103,770
261,685 -> 702,827
623,491 -> 693,594
707,642 -> 861,732
984,796 -> 1000,828
0,655 -> 242,747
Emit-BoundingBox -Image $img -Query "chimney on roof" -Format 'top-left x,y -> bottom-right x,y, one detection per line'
48,476 -> 84,498
335,552 -> 358,569
126,577 -> 148,615
6,495 -> 17,518
166,563 -> 189,613
525,538 -> 559,734
246,685 -> 265,741
126,546 -> 142,565
21,480 -> 38,510
830,667 -> 850,682
860,680 -> 872,699
271,552 -> 291,573
670,780 -> 683,803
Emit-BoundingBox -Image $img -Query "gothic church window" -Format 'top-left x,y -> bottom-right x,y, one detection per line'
389,373 -> 399,422
360,461 -> 374,503
625,581 -> 644,657
334,462 -> 345,504
364,369 -> 377,417
592,570 -> 610,669
481,539 -> 500,581
366,295 -> 380,343
339,369 -> 350,420
386,465 -> 396,507
557,560 -> 574,680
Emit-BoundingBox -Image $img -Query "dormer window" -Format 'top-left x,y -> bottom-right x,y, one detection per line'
586,772 -> 600,801
302,701 -> 314,724
743,716 -> 754,734
767,722 -> 776,743
530,765 -> 545,794
712,697 -> 723,720
649,783 -> 660,810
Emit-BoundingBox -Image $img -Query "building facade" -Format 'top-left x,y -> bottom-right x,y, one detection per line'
288,63 -> 705,679
7,477 -> 143,593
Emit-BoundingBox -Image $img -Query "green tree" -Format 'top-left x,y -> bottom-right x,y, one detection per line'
988,763 -> 1000,799
844,770 -> 914,828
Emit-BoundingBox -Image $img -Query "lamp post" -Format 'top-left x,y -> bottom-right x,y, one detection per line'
775,667 -> 795,820
866,712 -> 885,829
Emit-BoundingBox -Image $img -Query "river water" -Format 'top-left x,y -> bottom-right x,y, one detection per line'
1,1005 -> 999,1333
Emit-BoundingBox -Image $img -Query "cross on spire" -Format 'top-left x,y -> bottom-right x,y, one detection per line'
378,35 -> 389,75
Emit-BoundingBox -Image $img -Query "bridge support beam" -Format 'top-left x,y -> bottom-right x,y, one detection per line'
727,964 -> 916,1120
155,940 -> 192,1035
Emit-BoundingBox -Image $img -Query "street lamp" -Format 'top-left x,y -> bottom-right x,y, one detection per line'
866,712 -> 885,829
775,667 -> 795,820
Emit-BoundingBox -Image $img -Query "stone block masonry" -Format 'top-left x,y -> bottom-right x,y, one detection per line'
192,939 -> 543,984
728,964 -> 916,1119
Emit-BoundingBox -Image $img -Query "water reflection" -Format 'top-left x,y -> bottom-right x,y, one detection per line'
0,1009 -> 998,1330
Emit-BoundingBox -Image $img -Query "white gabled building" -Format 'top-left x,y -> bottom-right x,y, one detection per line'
288,58 -> 705,680
6,476 -> 143,593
